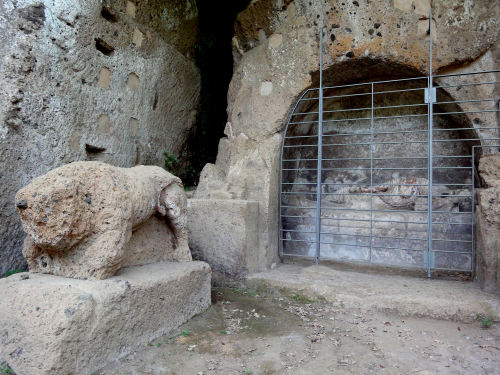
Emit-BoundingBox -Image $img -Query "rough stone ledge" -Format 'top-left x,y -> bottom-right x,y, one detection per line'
0,261 -> 211,375
246,263 -> 500,323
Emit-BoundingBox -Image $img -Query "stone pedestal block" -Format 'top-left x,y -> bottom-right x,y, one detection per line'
187,199 -> 260,279
0,261 -> 211,375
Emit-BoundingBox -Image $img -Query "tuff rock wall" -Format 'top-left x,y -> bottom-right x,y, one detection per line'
195,0 -> 499,274
0,0 -> 200,274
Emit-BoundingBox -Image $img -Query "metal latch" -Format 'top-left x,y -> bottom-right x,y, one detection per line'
425,87 -> 436,104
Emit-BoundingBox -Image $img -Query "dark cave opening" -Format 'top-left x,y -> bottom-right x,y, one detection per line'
180,0 -> 250,187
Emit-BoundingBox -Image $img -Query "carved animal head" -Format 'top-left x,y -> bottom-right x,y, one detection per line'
15,174 -> 91,251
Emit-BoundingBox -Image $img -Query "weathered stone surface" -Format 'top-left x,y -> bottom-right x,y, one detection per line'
247,263 -> 500,322
15,161 -> 191,280
0,261 -> 211,375
188,199 -> 260,279
197,0 -> 499,273
0,0 -> 200,275
476,153 -> 500,294
234,0 -> 498,73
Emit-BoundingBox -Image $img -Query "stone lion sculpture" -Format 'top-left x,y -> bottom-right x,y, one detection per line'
15,161 -> 191,279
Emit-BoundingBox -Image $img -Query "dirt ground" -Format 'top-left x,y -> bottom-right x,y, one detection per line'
98,287 -> 500,375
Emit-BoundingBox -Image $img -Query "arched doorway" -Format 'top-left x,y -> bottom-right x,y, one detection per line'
279,68 -> 499,275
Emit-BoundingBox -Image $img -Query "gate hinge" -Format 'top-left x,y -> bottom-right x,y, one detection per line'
425,87 -> 436,104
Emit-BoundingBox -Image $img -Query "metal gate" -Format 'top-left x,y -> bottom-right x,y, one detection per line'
279,24 -> 500,276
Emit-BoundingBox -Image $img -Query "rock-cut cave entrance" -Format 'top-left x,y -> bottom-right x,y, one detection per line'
279,62 -> 500,277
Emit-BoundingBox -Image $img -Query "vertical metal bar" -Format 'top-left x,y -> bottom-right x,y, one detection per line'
369,83 -> 374,262
426,6 -> 433,278
471,146 -> 476,275
315,28 -> 324,265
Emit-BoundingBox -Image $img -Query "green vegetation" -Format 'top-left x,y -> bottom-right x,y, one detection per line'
162,151 -> 179,172
230,286 -> 258,297
0,364 -> 13,374
4,269 -> 24,277
289,292 -> 313,304
481,317 -> 492,329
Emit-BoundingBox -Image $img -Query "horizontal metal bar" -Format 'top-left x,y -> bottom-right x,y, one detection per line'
321,207 -> 429,213
284,139 -> 496,148
321,192 -> 430,197
371,87 -> 427,96
280,238 -> 315,243
323,75 -> 427,90
280,229 -> 316,234
431,221 -> 472,225
298,70 -> 498,98
281,205 -> 316,209
430,267 -> 472,272
317,241 -> 370,247
431,238 -> 472,243
284,127 -> 498,141
433,138 -> 500,143
435,80 -> 500,89
282,168 -> 319,171
372,113 -> 428,120
434,109 -> 499,116
283,144 -> 321,148
321,140 -> 428,146
432,166 -> 472,169
433,69 -> 500,78
284,134 -> 319,139
323,117 -> 372,123
282,182 -> 317,185
322,183 -> 429,187
318,232 -> 428,242
281,252 -> 316,257
321,217 -> 429,225
319,232 -> 371,238
435,98 -> 498,105
432,194 -> 472,198
433,126 -> 499,132
323,156 -> 428,161
372,235 -> 427,241
322,92 -> 371,100
289,110 -> 430,124
290,111 -> 498,126
281,191 -> 317,195
283,156 -> 454,162
287,129 -> 426,139
433,183 -> 472,186
433,155 -> 473,158
322,167 -> 428,170
371,245 -> 425,252
317,102 -> 427,116
283,158 -> 319,162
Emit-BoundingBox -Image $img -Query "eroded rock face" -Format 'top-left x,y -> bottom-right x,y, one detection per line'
476,153 -> 500,294
15,161 -> 191,280
197,0 -> 499,274
0,0 -> 200,274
